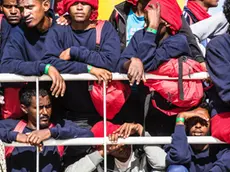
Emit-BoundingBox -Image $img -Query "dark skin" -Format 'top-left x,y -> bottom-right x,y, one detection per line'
16,95 -> 53,150
97,123 -> 143,163
176,107 -> 210,152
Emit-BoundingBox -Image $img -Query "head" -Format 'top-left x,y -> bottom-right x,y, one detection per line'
63,0 -> 98,22
17,0 -> 50,28
144,0 -> 182,36
0,0 -> 21,25
224,0 -> 230,25
190,0 -> 218,9
185,103 -> 211,137
91,121 -> 132,161
20,85 -> 52,129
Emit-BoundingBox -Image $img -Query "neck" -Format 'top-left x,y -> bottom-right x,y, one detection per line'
71,20 -> 96,30
195,1 -> 209,11
192,144 -> 209,152
36,15 -> 52,33
132,2 -> 145,17
27,121 -> 37,130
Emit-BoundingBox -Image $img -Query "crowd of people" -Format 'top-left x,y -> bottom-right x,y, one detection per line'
0,0 -> 230,171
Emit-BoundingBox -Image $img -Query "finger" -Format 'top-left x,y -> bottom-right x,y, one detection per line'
61,79 -> 66,97
142,73 -> 146,83
50,77 -> 56,92
130,70 -> 138,86
135,71 -> 142,85
52,78 -> 60,97
55,78 -> 63,98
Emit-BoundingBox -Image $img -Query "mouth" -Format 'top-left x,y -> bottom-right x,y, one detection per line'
25,18 -> 33,24
193,131 -> 204,136
40,115 -> 50,122
8,16 -> 20,20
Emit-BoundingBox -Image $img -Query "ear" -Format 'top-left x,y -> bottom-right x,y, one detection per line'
42,0 -> 50,12
21,104 -> 28,114
0,6 -> 3,12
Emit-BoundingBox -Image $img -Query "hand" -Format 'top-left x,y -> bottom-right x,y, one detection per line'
200,62 -> 207,71
56,15 -> 71,25
126,57 -> 146,86
89,66 -> 112,85
113,123 -> 143,138
16,133 -> 28,143
177,107 -> 209,122
48,66 -> 66,97
146,2 -> 161,30
26,129 -> 51,146
59,48 -> 71,61
0,95 -> 4,104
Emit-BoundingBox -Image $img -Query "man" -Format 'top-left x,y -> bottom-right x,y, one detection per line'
205,0 -> 230,144
184,0 -> 218,25
42,0 -> 120,125
0,84 -> 93,171
165,105 -> 230,172
1,0 -> 65,98
65,121 -> 166,172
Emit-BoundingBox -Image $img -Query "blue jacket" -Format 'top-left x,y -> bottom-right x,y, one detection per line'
0,119 -> 93,172
206,33 -> 230,117
117,29 -> 191,72
0,10 -> 56,75
165,125 -> 230,172
42,21 -> 120,73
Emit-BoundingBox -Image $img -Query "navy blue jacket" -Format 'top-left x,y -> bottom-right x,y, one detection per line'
206,33 -> 230,117
165,125 -> 230,172
42,21 -> 120,73
0,119 -> 93,172
0,11 -> 56,75
117,29 -> 191,72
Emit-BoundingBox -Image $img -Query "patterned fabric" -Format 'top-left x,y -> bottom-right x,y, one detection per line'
0,140 -> 6,172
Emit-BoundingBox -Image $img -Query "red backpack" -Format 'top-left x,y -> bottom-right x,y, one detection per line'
144,57 -> 204,116
5,120 -> 64,158
89,20 -> 131,120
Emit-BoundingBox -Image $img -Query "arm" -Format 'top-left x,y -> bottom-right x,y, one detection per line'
206,37 -> 230,103
0,119 -> 20,143
65,151 -> 103,172
179,15 -> 204,63
69,22 -> 121,72
210,148 -> 230,172
1,30 -> 45,75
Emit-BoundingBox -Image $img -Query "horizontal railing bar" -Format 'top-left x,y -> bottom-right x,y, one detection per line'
3,136 -> 224,147
0,72 -> 209,82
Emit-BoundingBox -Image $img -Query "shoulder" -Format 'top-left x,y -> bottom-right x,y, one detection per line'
49,23 -> 69,33
207,33 -> 230,50
0,119 -> 19,128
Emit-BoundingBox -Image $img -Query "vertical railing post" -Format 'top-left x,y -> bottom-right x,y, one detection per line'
103,81 -> 107,172
36,77 -> 40,172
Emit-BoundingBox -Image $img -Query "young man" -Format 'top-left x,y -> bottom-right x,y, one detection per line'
42,0 -> 120,124
205,0 -> 230,144
0,84 -> 93,171
184,0 -> 219,25
165,105 -> 230,172
1,0 -> 65,98
65,121 -> 166,172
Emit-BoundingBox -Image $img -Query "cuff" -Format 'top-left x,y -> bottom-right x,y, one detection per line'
143,30 -> 157,42
195,55 -> 205,63
88,151 -> 104,166
70,46 -> 79,61
39,63 -> 46,75
174,125 -> 186,136
49,127 -> 58,138
10,131 -> 19,142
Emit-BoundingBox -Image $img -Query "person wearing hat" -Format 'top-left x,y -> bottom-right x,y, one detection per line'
165,104 -> 230,172
65,121 -> 166,172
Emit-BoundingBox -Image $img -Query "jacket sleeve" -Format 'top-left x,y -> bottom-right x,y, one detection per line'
49,120 -> 93,139
179,15 -> 205,63
0,119 -> 19,143
1,30 -> 46,75
209,148 -> 230,172
65,151 -> 103,172
206,37 -> 230,104
69,22 -> 121,72
42,26 -> 88,74
165,125 -> 191,165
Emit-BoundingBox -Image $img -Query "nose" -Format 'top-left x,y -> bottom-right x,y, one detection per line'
195,122 -> 202,128
76,3 -> 83,10
41,106 -> 48,114
22,8 -> 30,18
10,6 -> 17,14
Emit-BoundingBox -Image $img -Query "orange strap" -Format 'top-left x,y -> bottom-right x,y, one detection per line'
95,20 -> 105,45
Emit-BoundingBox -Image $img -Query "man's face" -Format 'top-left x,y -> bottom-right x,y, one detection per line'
25,95 -> 52,129
1,0 -> 21,25
203,0 -> 219,8
18,0 -> 49,28
69,2 -> 92,22
109,145 -> 132,161
187,116 -> 210,136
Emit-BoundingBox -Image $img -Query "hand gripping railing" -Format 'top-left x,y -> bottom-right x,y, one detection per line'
0,72 -> 222,172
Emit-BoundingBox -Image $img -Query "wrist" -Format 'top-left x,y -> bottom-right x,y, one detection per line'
44,64 -> 51,75
176,117 -> 185,125
87,65 -> 93,73
147,25 -> 158,31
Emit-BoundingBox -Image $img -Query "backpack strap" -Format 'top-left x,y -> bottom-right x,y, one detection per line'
95,20 -> 105,51
178,56 -> 184,100
5,120 -> 27,158
49,123 -> 64,157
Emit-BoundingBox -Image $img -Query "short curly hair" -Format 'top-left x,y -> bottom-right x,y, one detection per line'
223,0 -> 230,27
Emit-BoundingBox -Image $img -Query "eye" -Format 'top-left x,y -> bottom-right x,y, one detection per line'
3,5 -> 12,9
18,6 -> 24,13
